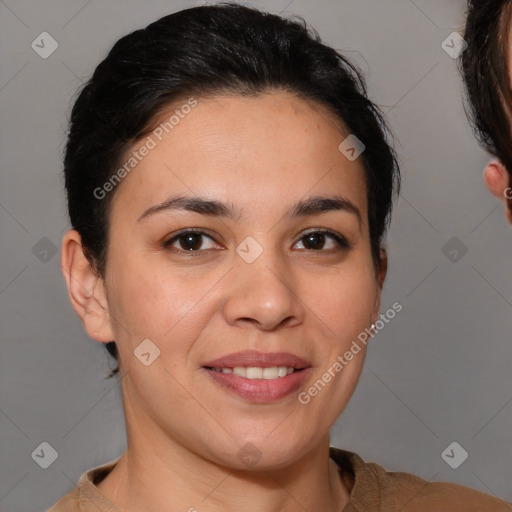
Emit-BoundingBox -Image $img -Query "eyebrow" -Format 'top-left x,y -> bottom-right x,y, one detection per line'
137,194 -> 362,224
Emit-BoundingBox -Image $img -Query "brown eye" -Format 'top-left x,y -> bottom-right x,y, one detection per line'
163,230 -> 218,253
294,230 -> 350,251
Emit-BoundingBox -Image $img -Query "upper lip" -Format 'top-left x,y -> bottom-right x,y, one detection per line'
203,350 -> 311,369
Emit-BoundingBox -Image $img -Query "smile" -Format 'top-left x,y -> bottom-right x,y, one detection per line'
206,366 -> 297,379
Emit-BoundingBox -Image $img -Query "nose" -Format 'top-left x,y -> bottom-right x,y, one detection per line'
222,249 -> 305,331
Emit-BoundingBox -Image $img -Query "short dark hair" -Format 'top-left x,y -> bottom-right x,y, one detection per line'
460,0 -> 512,173
64,3 -> 400,377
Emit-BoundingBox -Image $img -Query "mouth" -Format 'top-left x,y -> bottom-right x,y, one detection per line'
202,350 -> 310,371
202,351 -> 311,402
204,366 -> 303,379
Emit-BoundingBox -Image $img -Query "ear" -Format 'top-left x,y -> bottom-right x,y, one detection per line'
483,159 -> 512,224
371,247 -> 387,323
60,229 -> 115,342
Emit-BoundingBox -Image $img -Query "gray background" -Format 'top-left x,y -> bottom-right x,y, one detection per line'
1,0 -> 511,510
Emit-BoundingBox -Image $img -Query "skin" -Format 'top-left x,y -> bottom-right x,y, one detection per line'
61,90 -> 386,512
483,160 -> 512,224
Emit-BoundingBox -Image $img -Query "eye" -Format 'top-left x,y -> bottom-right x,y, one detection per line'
294,229 -> 350,251
162,228 -> 350,255
163,229 -> 221,254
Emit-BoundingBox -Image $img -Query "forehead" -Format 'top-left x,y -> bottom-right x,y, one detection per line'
110,91 -> 368,221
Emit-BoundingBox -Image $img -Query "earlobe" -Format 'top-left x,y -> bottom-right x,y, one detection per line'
483,160 -> 509,198
60,229 -> 115,342
483,160 -> 512,224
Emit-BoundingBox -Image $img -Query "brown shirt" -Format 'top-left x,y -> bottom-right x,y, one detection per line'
47,447 -> 512,511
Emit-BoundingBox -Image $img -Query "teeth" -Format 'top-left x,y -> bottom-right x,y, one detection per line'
233,367 -> 246,377
262,367 -> 278,379
247,367 -> 263,379
212,366 -> 296,379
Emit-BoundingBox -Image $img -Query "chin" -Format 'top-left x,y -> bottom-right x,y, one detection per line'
219,434 -> 316,471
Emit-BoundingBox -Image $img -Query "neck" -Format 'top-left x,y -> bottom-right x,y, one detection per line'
97,421 -> 350,512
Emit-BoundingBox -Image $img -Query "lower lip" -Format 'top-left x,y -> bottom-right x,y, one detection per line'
203,368 -> 311,402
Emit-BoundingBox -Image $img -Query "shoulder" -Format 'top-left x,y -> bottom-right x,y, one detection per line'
46,460 -> 119,512
329,446 -> 512,512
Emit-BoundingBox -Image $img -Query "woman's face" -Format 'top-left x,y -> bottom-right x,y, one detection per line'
99,91 -> 383,468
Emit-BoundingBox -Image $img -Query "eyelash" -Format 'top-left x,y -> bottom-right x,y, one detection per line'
162,228 -> 351,256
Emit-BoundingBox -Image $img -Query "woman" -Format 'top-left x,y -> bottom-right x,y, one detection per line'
49,3 -> 511,511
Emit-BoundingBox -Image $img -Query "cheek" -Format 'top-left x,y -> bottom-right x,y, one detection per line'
106,255 -> 210,344
305,265 -> 377,332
